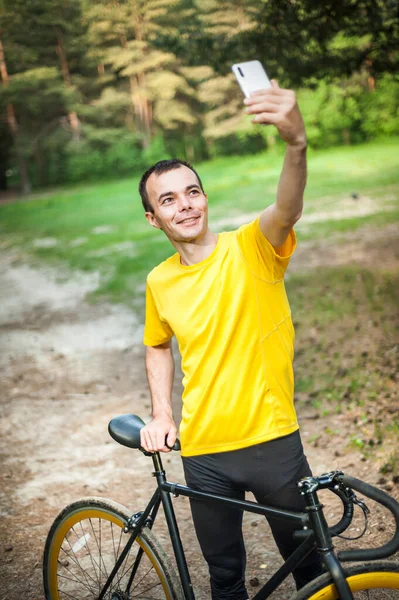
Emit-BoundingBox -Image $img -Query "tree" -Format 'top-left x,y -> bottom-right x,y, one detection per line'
0,35 -> 31,193
173,0 -> 399,87
86,0 -> 203,149
0,0 -> 92,187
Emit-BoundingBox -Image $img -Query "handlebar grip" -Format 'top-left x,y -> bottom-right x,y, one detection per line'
165,437 -> 181,451
337,474 -> 399,561
329,486 -> 355,537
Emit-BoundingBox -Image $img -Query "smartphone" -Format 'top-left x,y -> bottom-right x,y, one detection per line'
231,60 -> 271,98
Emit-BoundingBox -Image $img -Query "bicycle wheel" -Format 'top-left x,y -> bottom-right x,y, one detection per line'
293,560 -> 399,599
43,497 -> 183,599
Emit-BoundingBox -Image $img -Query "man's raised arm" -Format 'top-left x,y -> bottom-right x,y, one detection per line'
140,339 -> 177,453
244,80 -> 307,248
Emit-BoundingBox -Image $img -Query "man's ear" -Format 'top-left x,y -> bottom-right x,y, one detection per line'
145,211 -> 162,230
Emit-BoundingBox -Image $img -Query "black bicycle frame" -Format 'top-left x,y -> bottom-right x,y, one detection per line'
99,453 -> 354,600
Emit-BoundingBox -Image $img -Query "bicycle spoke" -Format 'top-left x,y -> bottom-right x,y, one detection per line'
110,542 -> 140,593
114,547 -> 136,587
111,521 -> 117,562
58,570 -> 96,594
58,588 -> 83,600
131,578 -> 163,596
62,535 -> 98,589
58,554 -> 95,593
115,523 -> 123,561
130,564 -> 156,594
76,521 -> 102,585
88,517 -> 110,583
126,545 -> 146,594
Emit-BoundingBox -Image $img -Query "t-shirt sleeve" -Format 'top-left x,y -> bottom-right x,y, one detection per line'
143,281 -> 174,346
236,216 -> 297,281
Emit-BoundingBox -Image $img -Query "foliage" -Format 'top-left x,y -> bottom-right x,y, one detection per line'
360,74 -> 399,138
1,0 -> 399,191
298,73 -> 399,148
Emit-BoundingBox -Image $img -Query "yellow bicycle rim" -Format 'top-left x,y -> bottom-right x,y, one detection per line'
47,507 -> 173,600
308,571 -> 399,599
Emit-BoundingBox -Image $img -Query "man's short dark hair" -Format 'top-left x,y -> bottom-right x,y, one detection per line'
139,159 -> 205,213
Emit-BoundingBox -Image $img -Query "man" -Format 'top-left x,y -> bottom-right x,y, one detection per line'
139,81 -> 323,599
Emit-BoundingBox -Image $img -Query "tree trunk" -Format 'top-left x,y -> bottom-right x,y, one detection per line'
56,29 -> 80,141
120,35 -> 151,149
139,72 -> 152,148
184,132 -> 195,162
342,128 -> 351,145
365,56 -> 376,92
0,37 -> 31,194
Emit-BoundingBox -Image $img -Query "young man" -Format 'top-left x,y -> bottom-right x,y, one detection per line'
139,81 -> 323,599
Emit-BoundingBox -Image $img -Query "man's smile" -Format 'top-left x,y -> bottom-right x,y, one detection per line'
176,216 -> 200,225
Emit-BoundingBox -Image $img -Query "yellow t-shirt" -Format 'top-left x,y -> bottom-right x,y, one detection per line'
144,217 -> 298,457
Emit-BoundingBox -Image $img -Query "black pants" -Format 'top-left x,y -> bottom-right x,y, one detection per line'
182,431 -> 324,600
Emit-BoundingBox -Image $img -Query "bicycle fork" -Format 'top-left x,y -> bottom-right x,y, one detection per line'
300,477 -> 354,600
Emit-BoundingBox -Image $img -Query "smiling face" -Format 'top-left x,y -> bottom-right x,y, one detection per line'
144,165 -> 209,243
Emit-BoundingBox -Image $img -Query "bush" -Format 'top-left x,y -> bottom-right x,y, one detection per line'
209,131 -> 267,158
298,74 -> 399,149
360,74 -> 399,138
64,132 -> 168,183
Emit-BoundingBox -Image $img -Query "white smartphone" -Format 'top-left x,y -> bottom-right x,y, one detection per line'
231,60 -> 271,98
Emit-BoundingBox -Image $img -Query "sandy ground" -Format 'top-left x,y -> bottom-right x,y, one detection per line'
0,227 -> 398,599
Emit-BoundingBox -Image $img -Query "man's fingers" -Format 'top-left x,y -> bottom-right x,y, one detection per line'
271,79 -> 280,89
251,112 -> 279,125
245,94 -> 288,109
166,427 -> 177,449
141,426 -> 171,453
248,87 -> 286,99
246,101 -> 280,115
141,428 -> 152,452
140,419 -> 177,453
156,429 -> 167,451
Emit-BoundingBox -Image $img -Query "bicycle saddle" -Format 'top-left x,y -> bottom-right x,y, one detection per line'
108,414 -> 145,449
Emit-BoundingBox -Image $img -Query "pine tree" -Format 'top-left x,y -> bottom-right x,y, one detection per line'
0,0 -> 91,187
86,0 -> 202,148
0,35 -> 31,193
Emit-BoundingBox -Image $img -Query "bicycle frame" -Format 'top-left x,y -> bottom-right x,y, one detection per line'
99,453 -> 355,600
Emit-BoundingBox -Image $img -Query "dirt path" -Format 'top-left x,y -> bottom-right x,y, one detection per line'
0,231 -> 398,599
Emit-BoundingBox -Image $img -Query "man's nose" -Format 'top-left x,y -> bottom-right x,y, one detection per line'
177,194 -> 192,211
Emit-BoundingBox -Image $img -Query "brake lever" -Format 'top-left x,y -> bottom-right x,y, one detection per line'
352,494 -> 370,517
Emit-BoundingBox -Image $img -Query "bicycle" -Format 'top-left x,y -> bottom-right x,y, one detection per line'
43,413 -> 399,599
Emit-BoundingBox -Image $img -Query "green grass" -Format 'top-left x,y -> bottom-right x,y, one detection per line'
1,137 -> 398,309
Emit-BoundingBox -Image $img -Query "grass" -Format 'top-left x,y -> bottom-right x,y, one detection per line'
1,137 -> 398,310
1,137 -> 398,465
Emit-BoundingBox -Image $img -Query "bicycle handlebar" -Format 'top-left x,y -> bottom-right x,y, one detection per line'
329,485 -> 355,537
293,483 -> 355,542
294,472 -> 399,562
336,474 -> 399,561
165,437 -> 181,452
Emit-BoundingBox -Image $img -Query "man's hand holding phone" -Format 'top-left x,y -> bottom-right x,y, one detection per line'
244,80 -> 307,148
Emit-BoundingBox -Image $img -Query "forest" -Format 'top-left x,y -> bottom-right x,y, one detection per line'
0,0 -> 398,193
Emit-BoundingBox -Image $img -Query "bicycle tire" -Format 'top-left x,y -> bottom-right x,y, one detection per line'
43,496 -> 184,599
292,560 -> 399,599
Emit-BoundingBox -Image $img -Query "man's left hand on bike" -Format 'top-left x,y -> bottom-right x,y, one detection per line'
244,79 -> 307,148
140,413 -> 177,453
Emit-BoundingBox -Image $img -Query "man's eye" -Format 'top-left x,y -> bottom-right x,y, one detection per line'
163,198 -> 173,204
189,190 -> 199,196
